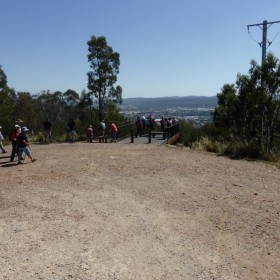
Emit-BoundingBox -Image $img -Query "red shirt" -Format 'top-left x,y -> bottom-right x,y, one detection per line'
86,127 -> 93,137
110,123 -> 117,132
11,129 -> 20,141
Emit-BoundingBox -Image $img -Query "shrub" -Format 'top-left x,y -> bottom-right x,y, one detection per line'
193,137 -> 224,153
179,120 -> 202,148
223,141 -> 261,159
32,132 -> 44,143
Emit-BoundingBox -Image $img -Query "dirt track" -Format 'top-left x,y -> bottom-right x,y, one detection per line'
0,142 -> 279,280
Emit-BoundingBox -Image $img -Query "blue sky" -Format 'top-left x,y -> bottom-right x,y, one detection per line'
1,0 -> 280,98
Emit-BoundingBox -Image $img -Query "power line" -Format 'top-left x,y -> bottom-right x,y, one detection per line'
247,29 -> 261,46
247,20 -> 280,64
268,31 -> 280,48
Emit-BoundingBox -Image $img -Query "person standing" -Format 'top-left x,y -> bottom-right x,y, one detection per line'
42,119 -> 52,143
0,126 -> 7,153
160,116 -> 165,132
135,116 -> 143,137
110,121 -> 118,143
171,116 -> 178,126
17,126 -> 37,164
99,120 -> 106,137
68,118 -> 77,142
141,116 -> 147,135
86,125 -> 94,143
9,124 -> 21,162
163,117 -> 169,139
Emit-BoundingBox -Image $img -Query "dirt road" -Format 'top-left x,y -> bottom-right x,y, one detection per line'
0,142 -> 279,279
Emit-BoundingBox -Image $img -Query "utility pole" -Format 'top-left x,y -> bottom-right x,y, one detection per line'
248,20 -> 280,152
247,20 -> 280,64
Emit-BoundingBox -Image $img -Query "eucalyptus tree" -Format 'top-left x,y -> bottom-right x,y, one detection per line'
87,36 -> 122,121
14,92 -> 42,130
258,53 -> 280,152
213,83 -> 238,139
62,89 -> 81,122
35,90 -> 67,134
214,53 -> 280,156
63,89 -> 80,108
0,65 -> 14,132
78,89 -> 98,126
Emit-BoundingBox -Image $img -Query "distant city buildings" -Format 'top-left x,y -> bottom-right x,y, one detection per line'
119,96 -> 216,126
120,107 -> 214,127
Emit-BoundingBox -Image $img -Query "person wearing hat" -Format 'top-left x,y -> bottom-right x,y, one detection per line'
86,124 -> 94,143
0,126 -> 7,153
17,126 -> 37,164
9,124 -> 21,162
15,119 -> 24,133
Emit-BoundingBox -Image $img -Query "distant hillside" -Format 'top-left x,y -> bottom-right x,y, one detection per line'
120,96 -> 217,110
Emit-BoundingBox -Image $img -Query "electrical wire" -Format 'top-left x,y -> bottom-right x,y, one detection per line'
248,29 -> 262,47
267,31 -> 280,48
248,27 -> 280,49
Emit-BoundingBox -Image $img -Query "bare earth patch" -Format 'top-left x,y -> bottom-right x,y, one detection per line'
0,142 -> 279,280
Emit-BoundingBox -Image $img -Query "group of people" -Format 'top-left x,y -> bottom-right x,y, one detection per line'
135,115 -> 178,138
160,116 -> 178,139
0,117 -> 121,166
0,119 -> 37,164
135,115 -> 156,137
160,116 -> 178,130
86,120 -> 105,143
86,120 -> 118,143
67,118 -> 117,143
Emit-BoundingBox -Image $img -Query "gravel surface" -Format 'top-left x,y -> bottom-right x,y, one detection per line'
0,142 -> 279,280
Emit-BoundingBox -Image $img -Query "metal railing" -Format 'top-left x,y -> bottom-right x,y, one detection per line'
105,121 -> 180,144
116,122 -> 136,142
147,122 -> 180,144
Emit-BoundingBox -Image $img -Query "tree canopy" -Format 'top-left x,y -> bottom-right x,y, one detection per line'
0,65 -> 14,128
87,36 -> 122,121
213,53 -> 280,156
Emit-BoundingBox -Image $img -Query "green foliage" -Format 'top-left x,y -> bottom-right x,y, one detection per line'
30,132 -> 44,143
223,141 -> 261,159
14,92 -> 42,130
0,65 -> 14,132
178,119 -> 274,160
213,53 -> 280,158
179,120 -> 220,148
87,36 -> 122,121
105,102 -> 124,126
200,138 -> 223,153
179,121 -> 201,148
213,83 -> 238,139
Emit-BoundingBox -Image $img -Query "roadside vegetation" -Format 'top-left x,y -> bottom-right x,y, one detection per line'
180,53 -> 280,164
